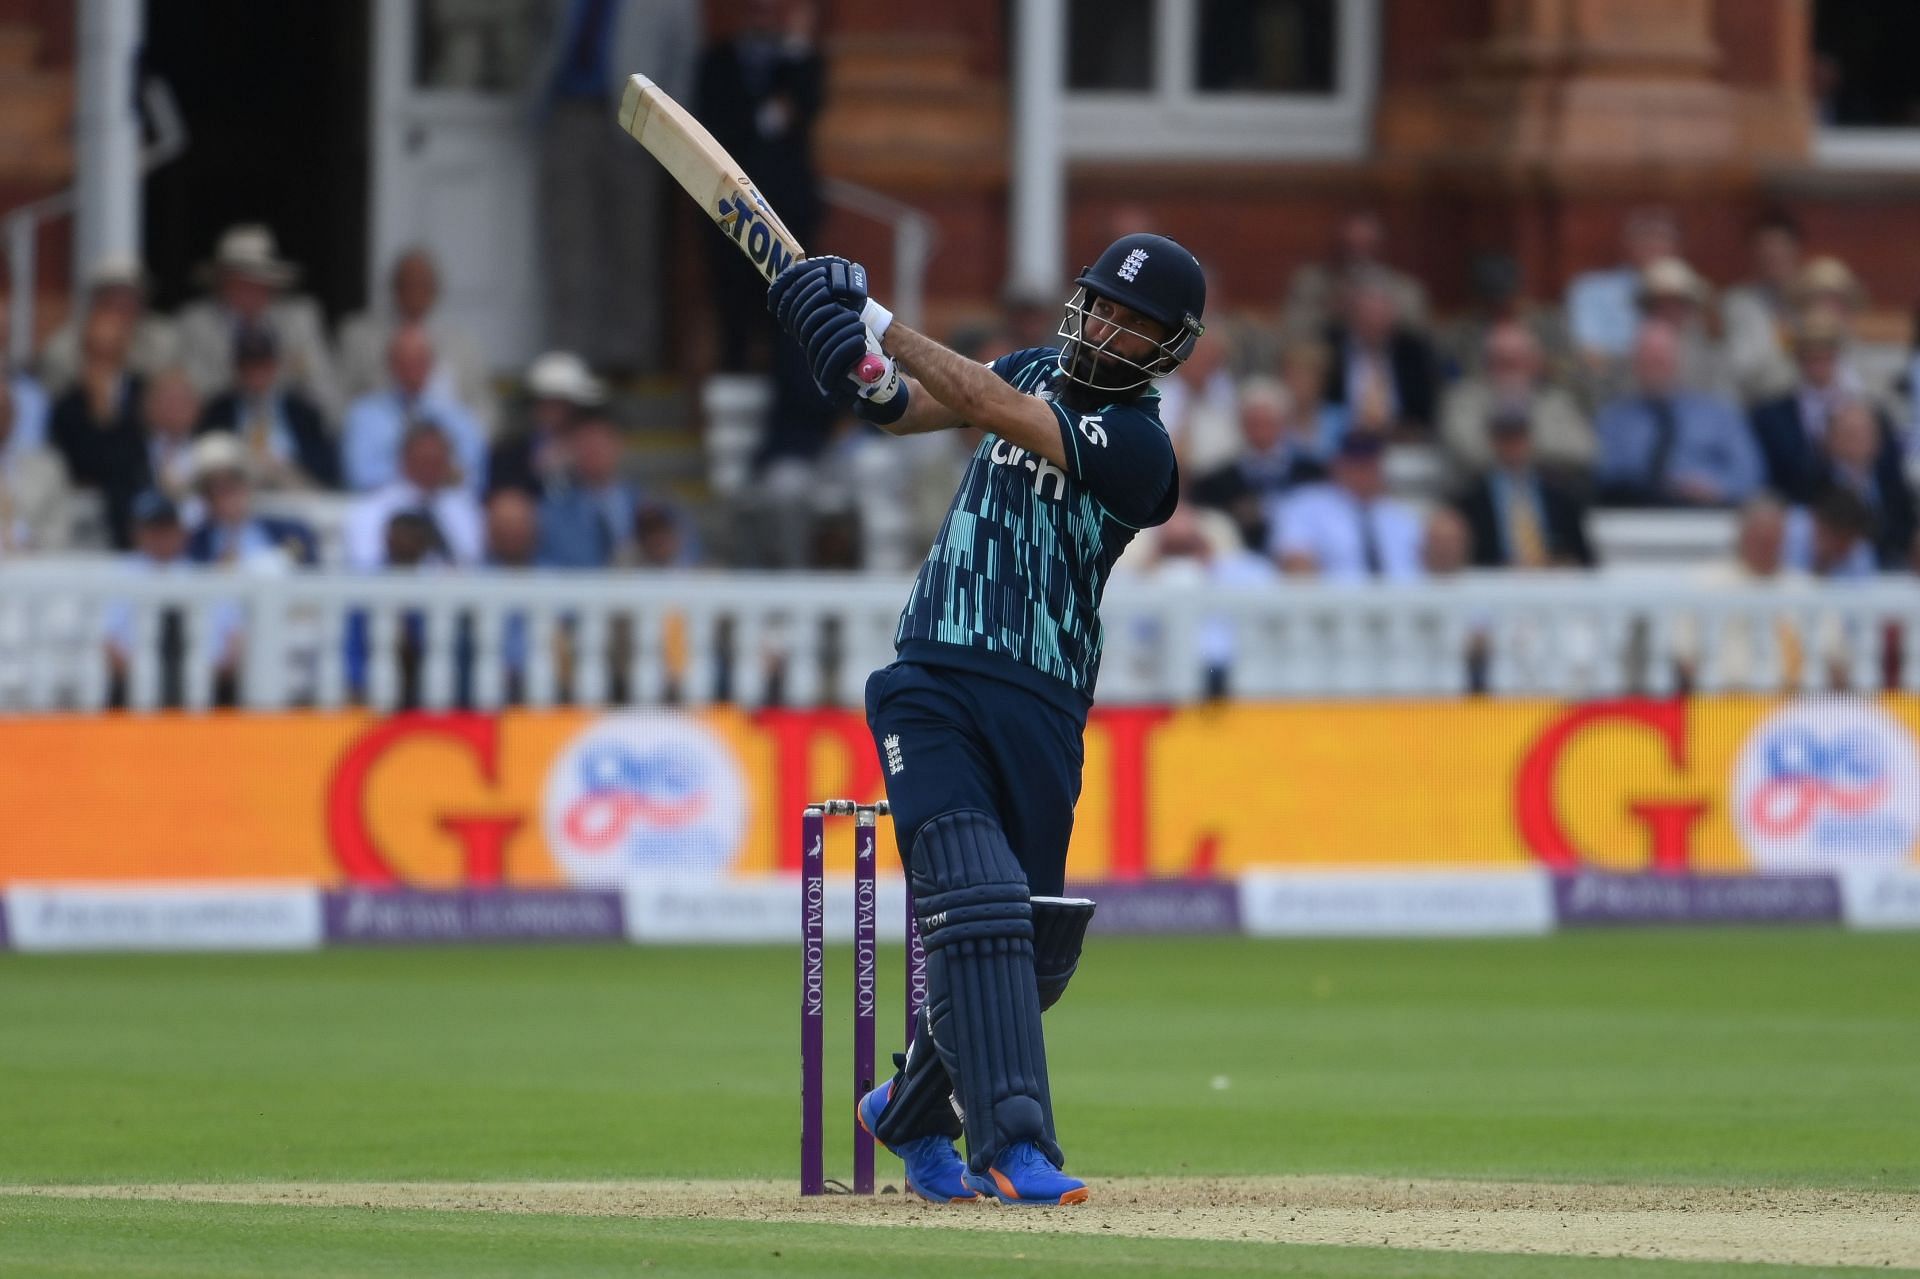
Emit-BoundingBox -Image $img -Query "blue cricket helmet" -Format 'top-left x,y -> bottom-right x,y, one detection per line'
1058,233 -> 1207,393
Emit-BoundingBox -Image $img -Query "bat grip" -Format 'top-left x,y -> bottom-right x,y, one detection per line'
854,354 -> 889,385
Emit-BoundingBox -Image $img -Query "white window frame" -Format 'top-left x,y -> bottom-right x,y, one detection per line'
1060,0 -> 1378,161
1815,127 -> 1920,171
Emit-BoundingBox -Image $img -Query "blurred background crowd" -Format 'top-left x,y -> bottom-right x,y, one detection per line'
5,0 -> 1920,710
8,202 -> 1918,588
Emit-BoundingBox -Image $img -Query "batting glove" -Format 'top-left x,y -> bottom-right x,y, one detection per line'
768,258 -> 832,337
783,256 -> 896,343
804,307 -> 870,396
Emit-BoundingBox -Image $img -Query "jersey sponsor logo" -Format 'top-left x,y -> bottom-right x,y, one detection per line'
715,188 -> 796,277
1118,247 -> 1149,281
1077,413 -> 1108,448
988,435 -> 1068,502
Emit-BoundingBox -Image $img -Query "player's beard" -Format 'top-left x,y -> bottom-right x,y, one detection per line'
1063,343 -> 1149,407
1060,348 -> 1147,411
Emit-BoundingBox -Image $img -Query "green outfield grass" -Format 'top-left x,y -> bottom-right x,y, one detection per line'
1,930 -> 1917,1276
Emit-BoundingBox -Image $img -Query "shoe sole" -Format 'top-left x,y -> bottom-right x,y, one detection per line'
855,1095 -> 981,1205
964,1170 -> 1090,1207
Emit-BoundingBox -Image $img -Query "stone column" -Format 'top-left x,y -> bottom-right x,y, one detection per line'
1375,0 -> 1812,296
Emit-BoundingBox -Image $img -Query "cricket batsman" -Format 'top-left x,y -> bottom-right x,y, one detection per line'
768,232 -> 1206,1206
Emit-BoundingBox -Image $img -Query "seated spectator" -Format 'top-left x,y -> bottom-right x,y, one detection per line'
1730,497 -> 1789,580
1138,503 -> 1280,697
1454,411 -> 1595,569
1721,211 -> 1805,404
0,301 -> 49,458
197,325 -> 340,490
337,247 -> 496,435
484,489 -> 539,567
1191,377 -> 1327,553
183,434 -> 318,568
382,510 -> 447,569
343,509 -> 457,707
536,408 -> 641,568
1628,257 -> 1730,400
49,309 -> 148,548
1784,485 -> 1878,579
1791,255 -> 1867,336
1567,206 -> 1679,368
342,424 -> 484,569
141,370 -> 203,503
487,351 -> 605,499
37,254 -> 180,393
1593,322 -> 1760,507
1751,311 -> 1852,495
1749,313 -> 1907,511
1154,317 -> 1240,474
1421,506 -> 1487,686
1439,321 -> 1593,477
1421,506 -> 1472,578
103,490 -> 244,708
0,375 -> 72,552
1323,270 -> 1437,437
634,500 -> 700,568
477,491 -> 539,703
1810,399 -> 1913,567
1278,339 -> 1346,453
1672,498 -> 1800,691
1269,431 -> 1424,581
175,224 -> 342,416
1676,496 -> 1877,693
1284,209 -> 1428,341
340,325 -> 486,493
1435,252 -> 1571,383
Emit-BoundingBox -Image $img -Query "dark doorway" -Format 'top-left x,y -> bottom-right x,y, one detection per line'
140,1 -> 370,322
1813,0 -> 1920,127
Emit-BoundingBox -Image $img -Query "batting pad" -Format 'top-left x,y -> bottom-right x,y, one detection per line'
910,809 -> 1062,1172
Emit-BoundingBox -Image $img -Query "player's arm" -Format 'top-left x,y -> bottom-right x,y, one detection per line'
869,370 -> 963,436
768,258 -> 1059,453
880,324 -> 1067,467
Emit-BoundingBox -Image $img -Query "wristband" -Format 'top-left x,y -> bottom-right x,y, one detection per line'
860,297 -> 894,343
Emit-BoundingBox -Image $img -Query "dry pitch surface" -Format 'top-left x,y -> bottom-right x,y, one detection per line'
18,1177 -> 1919,1270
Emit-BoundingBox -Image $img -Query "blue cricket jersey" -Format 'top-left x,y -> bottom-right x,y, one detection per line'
893,346 -> 1179,717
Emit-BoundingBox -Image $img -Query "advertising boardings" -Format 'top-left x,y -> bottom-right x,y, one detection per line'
0,697 -> 1915,888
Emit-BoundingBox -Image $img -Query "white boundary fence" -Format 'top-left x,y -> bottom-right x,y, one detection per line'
1,562 -> 1917,713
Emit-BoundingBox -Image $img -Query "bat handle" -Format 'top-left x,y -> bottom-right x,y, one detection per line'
854,354 -> 889,385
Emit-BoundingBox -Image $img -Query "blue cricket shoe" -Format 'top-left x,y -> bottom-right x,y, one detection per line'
856,1081 -> 980,1204
963,1142 -> 1089,1206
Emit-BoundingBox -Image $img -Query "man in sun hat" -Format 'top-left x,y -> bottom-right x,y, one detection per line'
175,224 -> 343,417
486,351 -> 608,499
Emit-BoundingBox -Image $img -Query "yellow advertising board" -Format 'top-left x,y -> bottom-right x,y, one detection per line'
1,695 -> 1915,887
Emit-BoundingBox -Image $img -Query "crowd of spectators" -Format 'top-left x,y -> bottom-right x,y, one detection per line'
8,209 -> 1920,592
5,205 -> 1920,704
1122,206 -> 1920,591
0,223 -> 697,579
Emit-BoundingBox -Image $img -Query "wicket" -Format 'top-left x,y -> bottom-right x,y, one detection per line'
800,798 -> 926,1196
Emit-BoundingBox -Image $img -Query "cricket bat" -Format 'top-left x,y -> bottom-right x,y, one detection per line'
619,73 -> 896,400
